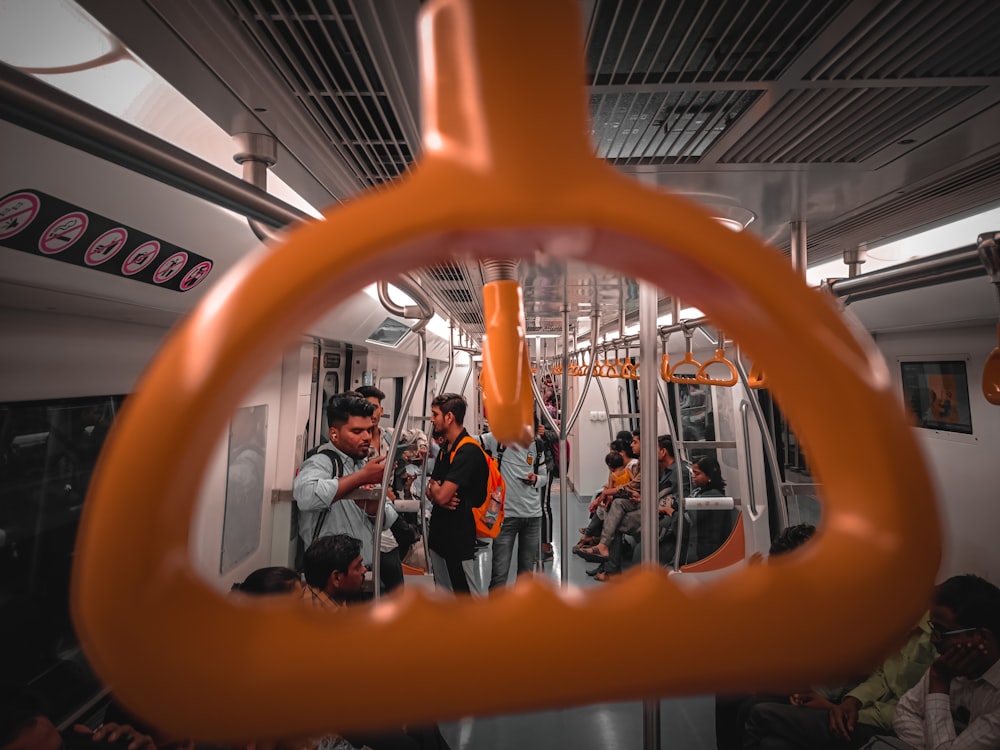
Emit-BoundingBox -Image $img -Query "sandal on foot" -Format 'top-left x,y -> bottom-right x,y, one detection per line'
575,545 -> 609,563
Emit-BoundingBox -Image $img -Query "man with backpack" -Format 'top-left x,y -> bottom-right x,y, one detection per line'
478,416 -> 549,590
293,394 -> 405,593
425,393 -> 487,595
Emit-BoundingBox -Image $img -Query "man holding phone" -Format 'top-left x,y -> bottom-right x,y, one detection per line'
478,418 -> 548,590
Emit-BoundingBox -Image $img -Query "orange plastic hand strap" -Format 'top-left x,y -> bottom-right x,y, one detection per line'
72,0 -> 939,743
621,361 -> 636,380
481,279 -> 534,446
660,353 -> 670,381
748,361 -> 768,389
696,349 -> 738,387
668,352 -> 702,383
606,358 -> 621,378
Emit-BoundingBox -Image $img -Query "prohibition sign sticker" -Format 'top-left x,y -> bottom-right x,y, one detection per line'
85,227 -> 129,266
0,192 -> 41,241
39,212 -> 89,255
179,261 -> 213,291
154,251 -> 188,284
122,241 -> 160,276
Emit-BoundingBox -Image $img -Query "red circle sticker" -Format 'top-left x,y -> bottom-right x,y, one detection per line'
0,192 -> 41,240
85,227 -> 129,266
179,261 -> 213,291
39,212 -> 90,254
122,240 -> 160,276
153,252 -> 188,284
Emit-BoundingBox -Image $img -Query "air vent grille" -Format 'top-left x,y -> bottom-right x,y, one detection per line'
585,0 -> 847,84
227,0 -> 416,190
591,90 -> 761,163
428,263 -> 465,282
442,288 -> 473,303
807,0 -> 1000,79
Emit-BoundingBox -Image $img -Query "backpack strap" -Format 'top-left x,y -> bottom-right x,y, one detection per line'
477,434 -> 507,467
449,435 -> 478,463
307,446 -> 344,544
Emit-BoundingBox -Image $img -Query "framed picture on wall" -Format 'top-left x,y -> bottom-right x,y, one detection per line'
900,359 -> 973,435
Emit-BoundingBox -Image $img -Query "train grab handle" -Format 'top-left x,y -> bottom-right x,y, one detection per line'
696,332 -> 738,387
71,0 -> 940,742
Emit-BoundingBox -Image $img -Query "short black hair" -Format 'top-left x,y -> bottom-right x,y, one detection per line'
432,392 -> 467,425
935,574 -> 1000,637
355,385 -> 385,402
656,435 -> 675,458
615,430 -> 634,444
769,524 -> 816,556
605,451 -> 625,470
326,394 -> 376,429
303,534 -> 362,588
233,566 -> 300,595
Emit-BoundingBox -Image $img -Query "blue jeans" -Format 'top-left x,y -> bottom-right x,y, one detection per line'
489,515 -> 541,589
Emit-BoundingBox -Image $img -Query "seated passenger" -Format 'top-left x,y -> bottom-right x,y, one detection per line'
0,686 -> 158,750
300,535 -> 452,750
574,431 -> 646,563
689,455 -> 737,562
867,574 -> 1000,750
579,436 -> 691,581
742,612 -> 934,749
715,525 -> 816,750
576,449 -> 632,548
301,534 -> 368,609
232,566 -> 302,595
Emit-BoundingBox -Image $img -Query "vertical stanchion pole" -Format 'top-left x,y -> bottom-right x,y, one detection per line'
639,280 -> 661,750
559,268 -> 571,585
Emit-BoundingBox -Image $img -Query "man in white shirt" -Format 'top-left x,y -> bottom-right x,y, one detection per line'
478,420 -> 548,589
863,574 -> 1000,750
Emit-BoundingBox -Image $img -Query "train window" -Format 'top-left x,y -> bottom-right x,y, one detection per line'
220,404 -> 268,574
901,359 -> 974,435
0,394 -> 124,723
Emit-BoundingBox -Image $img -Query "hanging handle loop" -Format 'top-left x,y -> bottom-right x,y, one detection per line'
696,330 -> 738,386
668,326 -> 701,383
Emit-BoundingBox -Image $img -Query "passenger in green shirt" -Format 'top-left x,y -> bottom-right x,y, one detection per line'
742,615 -> 935,749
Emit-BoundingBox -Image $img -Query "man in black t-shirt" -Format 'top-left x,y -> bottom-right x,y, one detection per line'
425,393 -> 487,594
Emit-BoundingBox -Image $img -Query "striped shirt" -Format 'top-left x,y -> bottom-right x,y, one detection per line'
892,658 -> 1000,749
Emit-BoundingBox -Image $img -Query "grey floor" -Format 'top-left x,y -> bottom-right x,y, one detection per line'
437,484 -> 717,750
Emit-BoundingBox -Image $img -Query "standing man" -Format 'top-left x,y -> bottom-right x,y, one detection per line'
479,418 -> 548,589
425,393 -> 487,595
356,385 -> 393,459
293,394 -> 404,593
536,421 -> 558,559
